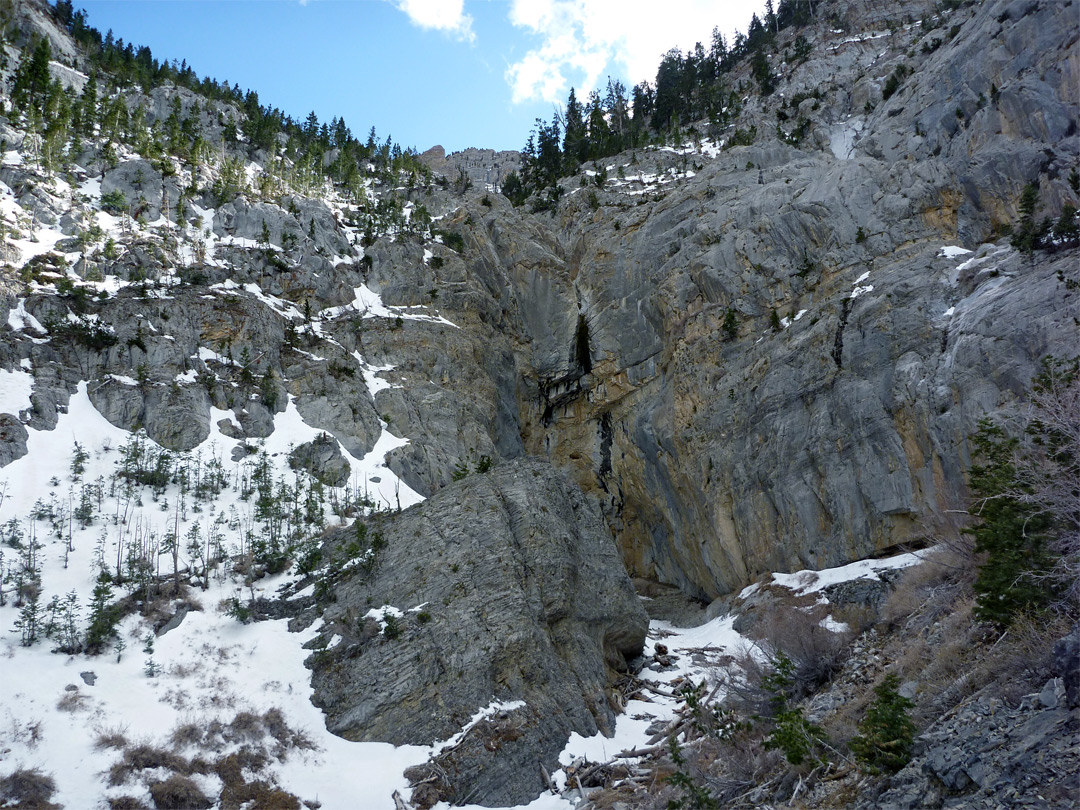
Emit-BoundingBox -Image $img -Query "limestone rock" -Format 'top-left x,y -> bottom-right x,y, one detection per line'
0,414 -> 28,466
307,458 -> 647,806
100,159 -> 169,222
288,434 -> 350,488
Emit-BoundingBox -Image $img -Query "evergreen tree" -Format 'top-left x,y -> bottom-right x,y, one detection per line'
78,72 -> 99,138
850,674 -> 916,774
967,419 -> 1053,625
604,78 -> 629,148
652,48 -> 685,132
1011,181 -> 1041,253
500,171 -> 526,207
723,308 -> 739,341
765,0 -> 779,34
586,91 -> 609,159
562,87 -> 587,170
630,81 -> 654,142
14,594 -> 42,646
11,38 -> 52,117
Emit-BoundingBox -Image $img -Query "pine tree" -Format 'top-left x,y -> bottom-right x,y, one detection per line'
11,39 -> 52,117
562,87 -> 586,169
723,308 -> 739,341
14,594 -> 42,646
967,419 -> 1053,625
850,674 -> 916,774
86,569 -> 118,653
1010,181 -> 1041,252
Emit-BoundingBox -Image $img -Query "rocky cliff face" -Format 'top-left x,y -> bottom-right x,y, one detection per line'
4,0 -> 1074,604
304,459 -> 647,806
368,0 -> 1080,598
0,0 -> 1077,804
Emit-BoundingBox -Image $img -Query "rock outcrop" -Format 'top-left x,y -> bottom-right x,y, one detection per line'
0,0 -> 1077,802
5,0 -> 1076,602
857,689 -> 1079,810
305,458 -> 648,806
367,0 -> 1080,598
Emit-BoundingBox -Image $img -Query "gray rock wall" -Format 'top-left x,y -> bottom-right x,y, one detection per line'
307,458 -> 648,806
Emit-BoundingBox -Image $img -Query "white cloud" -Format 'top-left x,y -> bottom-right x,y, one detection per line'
506,0 -> 766,104
394,0 -> 475,42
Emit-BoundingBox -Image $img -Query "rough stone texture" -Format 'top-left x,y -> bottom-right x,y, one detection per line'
860,696 -> 1079,810
0,0 -> 1076,605
395,0 -> 1080,599
307,458 -> 648,806
0,2 -> 1076,806
418,145 -> 522,193
212,196 -> 353,261
99,159 -> 180,224
288,434 -> 350,488
87,377 -> 211,450
0,413 -> 28,466
1051,625 -> 1080,708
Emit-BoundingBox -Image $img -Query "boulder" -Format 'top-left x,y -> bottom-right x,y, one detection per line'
0,413 -> 28,467
288,434 -> 350,487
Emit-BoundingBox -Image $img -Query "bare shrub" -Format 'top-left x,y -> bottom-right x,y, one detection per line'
263,708 -> 290,745
224,711 -> 266,744
108,797 -> 150,810
168,721 -> 205,749
288,727 -> 317,753
0,767 -> 59,809
830,603 -> 877,635
148,774 -> 212,810
891,595 -> 987,721
215,748 -> 270,788
6,717 -> 44,749
225,782 -> 301,810
167,661 -> 198,678
214,747 -> 301,810
753,605 -> 852,699
178,594 -> 204,613
713,728 -> 783,794
261,708 -> 317,756
108,744 -> 190,786
724,647 -> 777,717
982,609 -> 1074,701
880,543 -> 976,630
94,724 -> 129,750
56,687 -> 90,713
819,704 -> 860,751
1014,358 -> 1080,609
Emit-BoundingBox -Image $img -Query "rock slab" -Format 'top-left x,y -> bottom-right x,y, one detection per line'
307,458 -> 648,806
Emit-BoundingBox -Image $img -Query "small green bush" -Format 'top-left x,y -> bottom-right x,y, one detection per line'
850,673 -> 916,773
433,229 -> 465,253
100,189 -> 128,215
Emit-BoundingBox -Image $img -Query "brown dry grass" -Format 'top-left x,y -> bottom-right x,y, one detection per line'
0,767 -> 59,810
148,774 -> 212,809
107,743 -> 192,786
55,687 -> 90,713
107,798 -> 150,810
94,724 -> 129,751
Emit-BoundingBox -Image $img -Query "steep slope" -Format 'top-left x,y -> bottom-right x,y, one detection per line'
377,0 -> 1080,598
0,0 -> 1077,806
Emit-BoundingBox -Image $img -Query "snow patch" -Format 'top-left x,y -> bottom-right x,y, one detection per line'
0,366 -> 34,416
771,550 -> 926,595
850,284 -> 874,300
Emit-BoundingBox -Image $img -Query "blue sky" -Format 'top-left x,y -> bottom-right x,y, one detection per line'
77,0 -> 766,154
